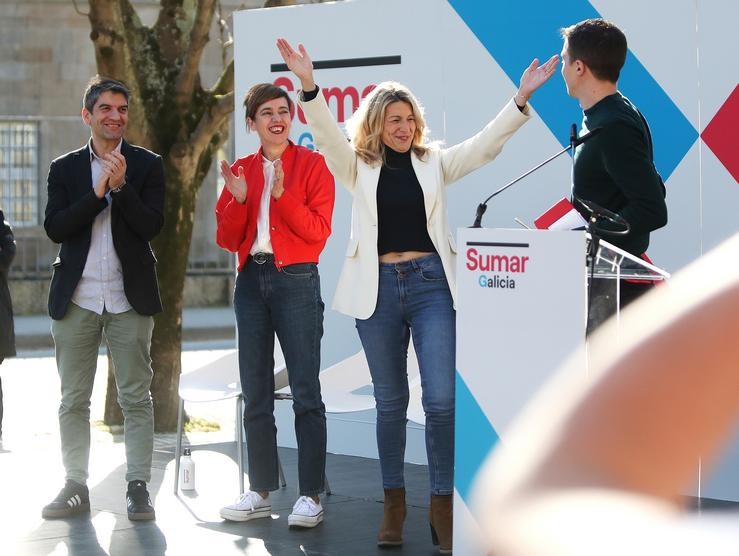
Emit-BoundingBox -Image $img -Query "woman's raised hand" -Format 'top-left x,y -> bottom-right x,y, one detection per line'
517,54 -> 560,104
276,38 -> 316,92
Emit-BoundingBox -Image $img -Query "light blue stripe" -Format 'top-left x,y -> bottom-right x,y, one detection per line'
447,0 -> 697,179
454,371 -> 500,504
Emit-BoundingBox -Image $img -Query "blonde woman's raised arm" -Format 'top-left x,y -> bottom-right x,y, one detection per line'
277,38 -> 357,189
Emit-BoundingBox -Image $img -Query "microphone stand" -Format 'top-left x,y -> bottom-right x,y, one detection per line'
470,124 -> 601,228
470,143 -> 574,228
585,214 -> 601,288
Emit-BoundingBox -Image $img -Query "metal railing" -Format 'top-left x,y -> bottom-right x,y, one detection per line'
9,235 -> 234,280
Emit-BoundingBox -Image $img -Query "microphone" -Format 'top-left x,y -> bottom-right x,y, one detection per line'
472,203 -> 488,229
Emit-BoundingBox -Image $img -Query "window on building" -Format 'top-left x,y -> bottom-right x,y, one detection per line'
0,121 -> 39,227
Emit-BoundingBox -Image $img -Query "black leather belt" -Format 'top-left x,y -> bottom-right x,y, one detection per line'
251,252 -> 274,265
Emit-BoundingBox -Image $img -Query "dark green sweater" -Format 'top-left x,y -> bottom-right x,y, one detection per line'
573,92 -> 667,256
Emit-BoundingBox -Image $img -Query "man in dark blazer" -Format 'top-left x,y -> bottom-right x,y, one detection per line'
42,76 -> 165,521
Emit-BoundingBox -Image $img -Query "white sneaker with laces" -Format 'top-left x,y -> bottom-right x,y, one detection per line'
219,491 -> 271,522
288,495 -> 324,528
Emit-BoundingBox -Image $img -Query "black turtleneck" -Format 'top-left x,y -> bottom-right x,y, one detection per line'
573,92 -> 667,256
376,147 -> 436,256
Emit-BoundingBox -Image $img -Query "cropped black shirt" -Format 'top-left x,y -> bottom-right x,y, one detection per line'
376,147 -> 436,255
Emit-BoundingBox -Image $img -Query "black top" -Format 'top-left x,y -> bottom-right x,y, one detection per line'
301,84 -> 435,255
376,147 -> 436,255
573,92 -> 667,256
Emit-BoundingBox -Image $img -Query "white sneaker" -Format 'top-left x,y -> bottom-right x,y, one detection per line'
288,496 -> 324,528
219,491 -> 271,522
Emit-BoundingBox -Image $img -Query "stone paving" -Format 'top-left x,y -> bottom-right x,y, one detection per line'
0,352 -> 437,556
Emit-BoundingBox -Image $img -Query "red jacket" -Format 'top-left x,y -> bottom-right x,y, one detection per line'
216,141 -> 334,271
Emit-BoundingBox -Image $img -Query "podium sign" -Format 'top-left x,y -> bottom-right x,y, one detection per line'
453,228 -> 586,554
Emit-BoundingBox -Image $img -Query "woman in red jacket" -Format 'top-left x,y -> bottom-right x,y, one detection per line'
215,83 -> 335,529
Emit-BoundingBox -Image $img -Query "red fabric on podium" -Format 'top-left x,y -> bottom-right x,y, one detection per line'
534,198 -> 586,230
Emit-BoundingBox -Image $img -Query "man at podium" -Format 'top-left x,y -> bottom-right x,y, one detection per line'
560,18 -> 668,332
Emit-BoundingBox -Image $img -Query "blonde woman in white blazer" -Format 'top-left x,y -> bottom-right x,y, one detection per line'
278,38 -> 558,554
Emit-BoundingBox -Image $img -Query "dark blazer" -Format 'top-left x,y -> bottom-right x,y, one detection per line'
0,210 -> 15,359
44,141 -> 165,320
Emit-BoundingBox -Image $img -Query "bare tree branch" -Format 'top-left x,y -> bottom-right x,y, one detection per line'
209,58 -> 234,97
72,0 -> 89,16
216,0 -> 233,65
175,0 -> 218,113
153,0 -> 188,65
154,0 -> 184,29
88,0 -> 127,67
190,91 -> 234,156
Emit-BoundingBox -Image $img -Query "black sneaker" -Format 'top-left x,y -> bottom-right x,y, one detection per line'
42,480 -> 90,519
127,480 -> 155,521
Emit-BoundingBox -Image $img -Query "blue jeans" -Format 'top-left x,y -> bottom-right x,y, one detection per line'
234,258 -> 326,496
356,254 -> 455,495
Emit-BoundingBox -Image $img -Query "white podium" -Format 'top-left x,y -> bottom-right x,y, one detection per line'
453,228 -> 586,555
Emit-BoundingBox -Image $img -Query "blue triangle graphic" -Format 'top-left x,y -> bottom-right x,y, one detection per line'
454,371 -> 500,505
447,0 -> 697,180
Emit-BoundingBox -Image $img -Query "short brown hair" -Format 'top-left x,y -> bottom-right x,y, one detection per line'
243,83 -> 293,122
83,75 -> 130,112
561,18 -> 627,83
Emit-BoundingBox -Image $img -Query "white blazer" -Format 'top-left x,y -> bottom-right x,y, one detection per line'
300,93 -> 530,319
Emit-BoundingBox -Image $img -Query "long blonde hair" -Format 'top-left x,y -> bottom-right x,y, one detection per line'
345,81 -> 430,166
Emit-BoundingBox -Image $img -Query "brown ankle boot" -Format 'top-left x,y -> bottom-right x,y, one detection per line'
429,494 -> 453,554
377,487 -> 406,547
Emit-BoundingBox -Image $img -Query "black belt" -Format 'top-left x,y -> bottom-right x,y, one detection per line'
251,252 -> 275,265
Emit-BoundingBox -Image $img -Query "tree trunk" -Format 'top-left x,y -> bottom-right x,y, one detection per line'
87,0 -> 229,432
149,163 -> 197,431
101,163 -> 199,432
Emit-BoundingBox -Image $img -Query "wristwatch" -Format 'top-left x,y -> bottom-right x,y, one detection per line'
110,182 -> 126,194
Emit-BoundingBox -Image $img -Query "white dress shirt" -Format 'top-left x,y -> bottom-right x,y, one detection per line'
71,139 -> 132,315
249,156 -> 278,255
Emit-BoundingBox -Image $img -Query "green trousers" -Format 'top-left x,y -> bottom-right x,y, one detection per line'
51,303 -> 154,484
